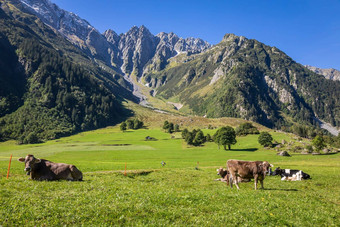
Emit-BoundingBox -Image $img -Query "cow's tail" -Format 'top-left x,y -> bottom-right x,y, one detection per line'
70,165 -> 83,181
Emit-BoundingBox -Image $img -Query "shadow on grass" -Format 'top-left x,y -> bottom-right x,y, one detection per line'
229,148 -> 258,152
263,188 -> 298,191
126,170 -> 154,178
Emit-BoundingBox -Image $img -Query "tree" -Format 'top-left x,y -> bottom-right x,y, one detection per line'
163,121 -> 169,130
182,128 -> 189,139
174,124 -> 180,132
24,132 -> 40,144
312,135 -> 326,152
258,132 -> 273,147
193,130 -> 205,146
167,123 -> 174,134
213,126 -> 237,150
120,122 -> 127,132
133,119 -> 143,129
235,122 -> 259,136
205,133 -> 212,142
185,132 -> 194,145
126,120 -> 134,129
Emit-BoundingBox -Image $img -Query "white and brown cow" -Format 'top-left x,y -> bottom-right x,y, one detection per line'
18,154 -> 83,181
227,159 -> 273,190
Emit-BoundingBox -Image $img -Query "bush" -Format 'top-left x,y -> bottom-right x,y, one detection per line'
305,145 -> 313,153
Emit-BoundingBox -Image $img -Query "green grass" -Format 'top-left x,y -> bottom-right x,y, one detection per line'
1,126 -> 339,226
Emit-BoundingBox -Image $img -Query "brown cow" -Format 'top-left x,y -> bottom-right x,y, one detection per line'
227,159 -> 273,190
216,168 -> 251,184
18,154 -> 83,181
216,168 -> 230,183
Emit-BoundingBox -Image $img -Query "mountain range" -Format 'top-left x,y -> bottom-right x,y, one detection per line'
0,0 -> 339,142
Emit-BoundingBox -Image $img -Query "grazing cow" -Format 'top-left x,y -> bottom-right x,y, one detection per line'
227,159 -> 273,190
272,167 -> 310,180
18,154 -> 83,181
216,168 -> 251,184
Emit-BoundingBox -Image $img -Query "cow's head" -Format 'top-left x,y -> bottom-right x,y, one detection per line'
271,167 -> 283,176
217,167 -> 228,176
18,154 -> 41,173
259,161 -> 273,175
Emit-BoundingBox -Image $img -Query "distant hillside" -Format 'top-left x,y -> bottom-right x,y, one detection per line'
144,34 -> 340,130
0,1 -> 132,142
305,65 -> 340,81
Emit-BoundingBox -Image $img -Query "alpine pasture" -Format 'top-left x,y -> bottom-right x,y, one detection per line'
1,115 -> 339,226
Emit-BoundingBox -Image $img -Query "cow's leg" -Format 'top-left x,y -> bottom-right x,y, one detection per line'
254,175 -> 258,190
260,180 -> 264,189
231,173 -> 240,189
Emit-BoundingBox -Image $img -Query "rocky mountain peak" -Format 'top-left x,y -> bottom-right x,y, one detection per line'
103,29 -> 119,45
305,65 -> 340,81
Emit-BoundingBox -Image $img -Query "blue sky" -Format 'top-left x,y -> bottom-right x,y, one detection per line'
52,0 -> 340,70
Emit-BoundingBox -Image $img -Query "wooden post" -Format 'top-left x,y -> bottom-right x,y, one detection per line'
7,154 -> 13,179
197,161 -> 199,168
124,162 -> 127,176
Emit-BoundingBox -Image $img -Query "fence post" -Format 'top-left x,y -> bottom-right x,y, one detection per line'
7,154 -> 13,179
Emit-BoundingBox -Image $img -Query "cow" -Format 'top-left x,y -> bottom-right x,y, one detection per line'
272,167 -> 310,180
216,168 -> 230,183
227,159 -> 273,190
18,154 -> 83,181
281,171 -> 302,181
216,168 -> 251,184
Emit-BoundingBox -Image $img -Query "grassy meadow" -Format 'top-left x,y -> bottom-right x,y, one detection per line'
0,115 -> 339,226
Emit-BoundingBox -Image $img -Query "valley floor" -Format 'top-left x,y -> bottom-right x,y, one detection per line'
0,126 -> 339,226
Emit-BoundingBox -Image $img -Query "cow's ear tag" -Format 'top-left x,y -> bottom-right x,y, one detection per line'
18,157 -> 25,162
35,158 -> 41,163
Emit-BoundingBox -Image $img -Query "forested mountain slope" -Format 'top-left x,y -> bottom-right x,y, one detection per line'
145,34 -> 340,129
0,1 -> 132,142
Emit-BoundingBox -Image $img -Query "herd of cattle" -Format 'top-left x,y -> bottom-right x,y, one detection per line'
217,160 -> 311,189
18,154 -> 310,190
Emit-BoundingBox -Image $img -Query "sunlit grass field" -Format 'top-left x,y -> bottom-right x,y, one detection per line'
1,125 -> 339,226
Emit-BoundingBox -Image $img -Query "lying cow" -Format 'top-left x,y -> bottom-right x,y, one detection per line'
281,171 -> 302,181
216,168 -> 230,183
18,154 -> 83,181
272,167 -> 310,180
227,159 -> 273,190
